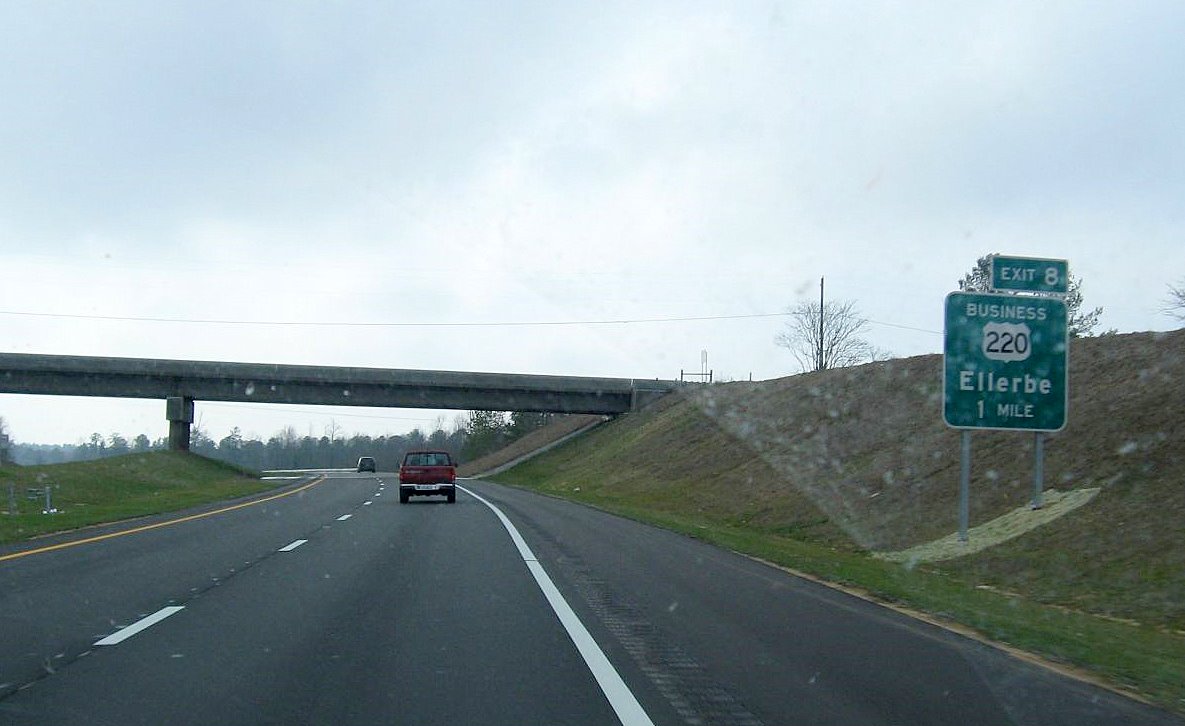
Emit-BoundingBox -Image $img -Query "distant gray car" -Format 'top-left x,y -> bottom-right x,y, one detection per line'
356,456 -> 376,473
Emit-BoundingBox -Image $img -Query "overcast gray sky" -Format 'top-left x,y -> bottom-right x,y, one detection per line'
2,1 -> 1183,446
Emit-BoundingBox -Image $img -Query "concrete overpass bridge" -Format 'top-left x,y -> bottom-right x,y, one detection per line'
0,353 -> 680,450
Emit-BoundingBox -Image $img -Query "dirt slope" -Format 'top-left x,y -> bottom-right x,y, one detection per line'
690,331 -> 1182,540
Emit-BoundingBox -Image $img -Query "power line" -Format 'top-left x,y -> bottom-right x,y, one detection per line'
0,309 -> 791,327
0,308 -> 942,334
863,318 -> 942,335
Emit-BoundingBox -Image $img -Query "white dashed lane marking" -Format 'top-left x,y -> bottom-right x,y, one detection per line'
95,607 -> 185,646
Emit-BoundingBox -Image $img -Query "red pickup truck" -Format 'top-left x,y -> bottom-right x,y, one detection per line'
398,450 -> 457,504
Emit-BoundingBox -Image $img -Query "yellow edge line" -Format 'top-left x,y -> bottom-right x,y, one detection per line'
0,476 -> 327,563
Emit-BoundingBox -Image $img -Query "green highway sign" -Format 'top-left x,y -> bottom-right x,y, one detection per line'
990,255 -> 1068,294
944,291 -> 1068,431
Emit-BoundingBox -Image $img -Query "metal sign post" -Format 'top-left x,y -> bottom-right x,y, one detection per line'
1033,432 -> 1045,509
959,431 -> 971,542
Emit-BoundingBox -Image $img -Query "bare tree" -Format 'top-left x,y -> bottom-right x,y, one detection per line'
775,299 -> 878,372
325,419 -> 342,444
958,253 -> 1102,337
1165,280 -> 1185,322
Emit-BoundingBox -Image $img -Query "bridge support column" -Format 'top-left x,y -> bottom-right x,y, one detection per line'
166,396 -> 194,451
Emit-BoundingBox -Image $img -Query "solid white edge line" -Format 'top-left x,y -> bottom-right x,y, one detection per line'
457,483 -> 655,726
279,539 -> 308,552
337,514 -> 352,521
94,606 -> 185,646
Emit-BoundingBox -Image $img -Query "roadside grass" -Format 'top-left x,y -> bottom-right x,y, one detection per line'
938,470 -> 1185,630
0,451 -> 271,545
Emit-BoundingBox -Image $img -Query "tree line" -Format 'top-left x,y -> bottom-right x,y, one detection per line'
2,410 -> 562,471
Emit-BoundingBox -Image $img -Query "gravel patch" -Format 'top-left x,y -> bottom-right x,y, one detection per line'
877,487 -> 1101,565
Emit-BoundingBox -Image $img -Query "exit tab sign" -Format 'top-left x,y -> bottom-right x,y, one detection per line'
990,255 -> 1068,294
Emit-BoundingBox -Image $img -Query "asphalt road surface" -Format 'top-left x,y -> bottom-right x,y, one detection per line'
0,474 -> 1179,725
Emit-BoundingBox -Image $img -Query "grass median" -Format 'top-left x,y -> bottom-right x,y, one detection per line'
0,451 -> 274,545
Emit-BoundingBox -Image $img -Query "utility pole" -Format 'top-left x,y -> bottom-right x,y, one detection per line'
818,276 -> 825,371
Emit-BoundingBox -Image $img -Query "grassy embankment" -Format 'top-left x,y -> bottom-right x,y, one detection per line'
492,329 -> 1185,713
0,451 -> 271,545
457,414 -> 605,477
